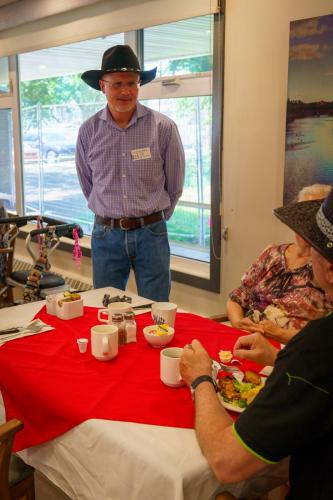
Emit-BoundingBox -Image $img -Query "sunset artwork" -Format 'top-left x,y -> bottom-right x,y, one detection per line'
284,14 -> 333,203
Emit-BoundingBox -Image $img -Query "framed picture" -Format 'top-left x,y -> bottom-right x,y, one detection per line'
284,13 -> 333,204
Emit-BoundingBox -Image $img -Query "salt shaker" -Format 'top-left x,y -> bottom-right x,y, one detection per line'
111,313 -> 125,345
124,311 -> 137,343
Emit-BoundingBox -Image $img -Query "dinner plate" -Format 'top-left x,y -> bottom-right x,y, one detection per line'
217,392 -> 245,413
217,375 -> 266,413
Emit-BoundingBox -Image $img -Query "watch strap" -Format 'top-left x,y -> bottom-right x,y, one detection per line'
191,375 -> 218,399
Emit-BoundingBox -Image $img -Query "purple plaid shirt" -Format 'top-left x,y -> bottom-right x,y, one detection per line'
75,102 -> 185,220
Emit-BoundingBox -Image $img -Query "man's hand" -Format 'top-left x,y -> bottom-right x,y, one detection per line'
234,317 -> 264,334
180,339 -> 212,386
233,333 -> 278,366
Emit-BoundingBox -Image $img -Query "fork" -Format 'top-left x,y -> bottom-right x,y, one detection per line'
213,360 -> 243,374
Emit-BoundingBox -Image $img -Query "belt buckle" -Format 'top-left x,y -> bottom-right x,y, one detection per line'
119,218 -> 130,230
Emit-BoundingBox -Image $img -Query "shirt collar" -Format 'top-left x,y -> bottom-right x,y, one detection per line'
100,102 -> 148,128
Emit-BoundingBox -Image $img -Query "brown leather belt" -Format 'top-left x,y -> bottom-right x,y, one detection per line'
95,211 -> 164,230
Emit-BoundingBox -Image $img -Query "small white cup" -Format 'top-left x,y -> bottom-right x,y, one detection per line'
160,347 -> 184,388
91,324 -> 118,361
152,302 -> 177,328
45,293 -> 58,315
98,302 -> 133,324
77,338 -> 88,354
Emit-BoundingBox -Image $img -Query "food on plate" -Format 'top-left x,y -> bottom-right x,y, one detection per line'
242,385 -> 263,405
57,291 -> 81,307
219,350 -> 233,363
243,370 -> 262,385
218,374 -> 264,409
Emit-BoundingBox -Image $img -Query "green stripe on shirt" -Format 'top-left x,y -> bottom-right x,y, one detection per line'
232,423 -> 278,465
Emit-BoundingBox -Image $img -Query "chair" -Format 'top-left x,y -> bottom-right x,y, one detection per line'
0,215 -> 37,307
0,215 -> 83,305
215,493 -> 237,500
209,313 -> 229,323
0,419 -> 35,500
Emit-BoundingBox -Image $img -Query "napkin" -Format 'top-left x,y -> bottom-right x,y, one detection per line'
0,319 -> 54,346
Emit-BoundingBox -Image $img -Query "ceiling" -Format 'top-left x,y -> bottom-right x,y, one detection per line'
19,16 -> 213,81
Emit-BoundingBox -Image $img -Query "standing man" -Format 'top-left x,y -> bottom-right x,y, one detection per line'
76,45 -> 185,300
180,191 -> 333,500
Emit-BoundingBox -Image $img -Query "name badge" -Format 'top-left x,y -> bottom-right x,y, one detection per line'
131,147 -> 151,161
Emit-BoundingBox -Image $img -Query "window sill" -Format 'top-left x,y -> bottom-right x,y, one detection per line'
17,227 -> 215,290
71,235 -> 210,279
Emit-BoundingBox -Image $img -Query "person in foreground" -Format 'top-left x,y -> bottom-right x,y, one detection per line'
227,184 -> 332,344
76,45 -> 185,301
180,190 -> 333,500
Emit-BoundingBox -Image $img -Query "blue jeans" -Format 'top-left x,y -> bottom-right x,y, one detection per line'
91,220 -> 170,301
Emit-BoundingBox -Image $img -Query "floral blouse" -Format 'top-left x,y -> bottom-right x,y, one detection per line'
229,244 -> 333,330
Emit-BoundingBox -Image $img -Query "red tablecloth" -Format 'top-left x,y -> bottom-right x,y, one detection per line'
0,307 -> 272,451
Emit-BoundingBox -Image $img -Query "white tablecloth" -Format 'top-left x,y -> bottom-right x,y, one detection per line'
0,288 -> 226,500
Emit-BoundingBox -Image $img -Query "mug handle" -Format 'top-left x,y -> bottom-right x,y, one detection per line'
102,335 -> 110,356
98,309 -> 109,323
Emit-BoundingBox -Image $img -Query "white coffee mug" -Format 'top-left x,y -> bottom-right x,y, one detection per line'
91,324 -> 118,361
98,302 -> 133,324
152,302 -> 177,328
160,347 -> 184,387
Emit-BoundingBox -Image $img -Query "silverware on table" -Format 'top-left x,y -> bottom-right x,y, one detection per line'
0,320 -> 43,337
132,304 -> 153,310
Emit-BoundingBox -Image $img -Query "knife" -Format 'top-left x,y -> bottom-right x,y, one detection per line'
132,304 -> 153,310
0,327 -> 23,336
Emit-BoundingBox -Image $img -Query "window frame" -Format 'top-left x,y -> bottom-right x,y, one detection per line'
138,11 -> 224,292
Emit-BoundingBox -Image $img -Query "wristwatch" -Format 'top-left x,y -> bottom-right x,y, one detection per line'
190,375 -> 218,399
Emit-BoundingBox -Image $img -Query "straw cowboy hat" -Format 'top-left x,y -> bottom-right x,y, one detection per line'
81,45 -> 157,90
274,187 -> 333,263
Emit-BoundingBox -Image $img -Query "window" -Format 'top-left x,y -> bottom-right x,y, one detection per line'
0,56 -> 19,212
0,57 -> 10,94
0,109 -> 16,211
19,34 -> 123,225
16,12 -> 223,291
142,16 -> 213,263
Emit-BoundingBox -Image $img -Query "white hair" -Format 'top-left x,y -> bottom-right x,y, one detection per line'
297,184 -> 332,202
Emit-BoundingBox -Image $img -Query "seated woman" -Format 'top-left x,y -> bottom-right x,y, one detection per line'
227,184 -> 333,344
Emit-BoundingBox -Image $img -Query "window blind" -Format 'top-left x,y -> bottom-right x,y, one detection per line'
0,0 -> 219,57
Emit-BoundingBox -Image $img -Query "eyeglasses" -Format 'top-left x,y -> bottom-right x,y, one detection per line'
101,80 -> 140,90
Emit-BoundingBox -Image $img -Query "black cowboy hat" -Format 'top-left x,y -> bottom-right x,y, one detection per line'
274,187 -> 333,263
81,45 -> 157,90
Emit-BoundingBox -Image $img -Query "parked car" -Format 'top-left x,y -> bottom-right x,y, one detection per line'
23,127 -> 77,163
23,143 -> 39,161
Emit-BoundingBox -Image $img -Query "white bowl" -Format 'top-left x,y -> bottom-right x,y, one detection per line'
143,325 -> 175,348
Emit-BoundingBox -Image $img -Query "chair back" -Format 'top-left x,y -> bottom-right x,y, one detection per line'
0,214 -> 39,306
0,419 -> 23,500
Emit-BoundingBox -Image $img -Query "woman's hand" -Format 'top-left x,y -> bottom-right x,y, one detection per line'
227,300 -> 264,333
259,320 -> 297,344
234,317 -> 264,333
233,333 -> 278,366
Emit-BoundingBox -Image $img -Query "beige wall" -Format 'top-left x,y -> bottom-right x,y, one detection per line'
15,0 -> 333,316
220,0 -> 333,314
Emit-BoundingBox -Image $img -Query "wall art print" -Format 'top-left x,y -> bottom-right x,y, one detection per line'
284,13 -> 333,204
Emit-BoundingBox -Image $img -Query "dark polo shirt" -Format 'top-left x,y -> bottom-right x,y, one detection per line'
234,315 -> 333,499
